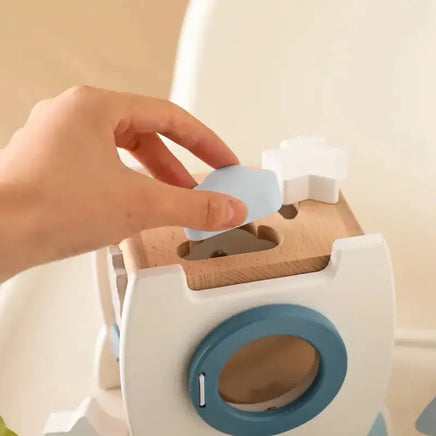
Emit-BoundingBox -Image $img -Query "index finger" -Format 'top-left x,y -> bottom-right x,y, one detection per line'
105,90 -> 240,169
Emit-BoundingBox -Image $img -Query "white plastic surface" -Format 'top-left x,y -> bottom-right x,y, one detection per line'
43,397 -> 128,436
106,246 -> 127,327
120,234 -> 395,435
262,137 -> 348,205
93,249 -> 121,390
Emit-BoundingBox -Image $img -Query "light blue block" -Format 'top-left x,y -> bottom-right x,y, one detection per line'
416,397 -> 436,435
185,165 -> 282,241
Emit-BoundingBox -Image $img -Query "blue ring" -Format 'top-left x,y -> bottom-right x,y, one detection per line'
188,304 -> 347,436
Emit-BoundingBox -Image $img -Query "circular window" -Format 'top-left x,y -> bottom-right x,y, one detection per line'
219,335 -> 319,411
188,304 -> 347,436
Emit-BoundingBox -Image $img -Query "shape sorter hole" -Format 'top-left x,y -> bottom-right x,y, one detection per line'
278,203 -> 299,220
218,336 -> 319,412
178,225 -> 281,261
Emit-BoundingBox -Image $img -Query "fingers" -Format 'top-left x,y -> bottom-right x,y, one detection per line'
107,91 -> 240,169
133,174 -> 247,231
120,133 -> 197,188
157,184 -> 248,231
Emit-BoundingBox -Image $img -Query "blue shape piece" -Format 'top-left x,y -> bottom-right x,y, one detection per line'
188,304 -> 347,436
368,413 -> 387,436
185,165 -> 282,241
416,397 -> 436,435
110,324 -> 120,362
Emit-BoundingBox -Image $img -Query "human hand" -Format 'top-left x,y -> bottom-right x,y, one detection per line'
0,86 -> 247,280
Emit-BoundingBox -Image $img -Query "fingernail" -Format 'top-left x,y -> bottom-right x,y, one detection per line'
226,199 -> 247,227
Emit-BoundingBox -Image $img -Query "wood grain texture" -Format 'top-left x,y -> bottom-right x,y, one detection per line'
120,181 -> 363,290
219,336 -> 319,406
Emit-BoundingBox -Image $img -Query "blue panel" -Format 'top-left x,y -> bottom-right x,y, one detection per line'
185,165 -> 281,241
368,413 -> 387,436
416,397 -> 436,436
110,324 -> 120,362
188,304 -> 347,436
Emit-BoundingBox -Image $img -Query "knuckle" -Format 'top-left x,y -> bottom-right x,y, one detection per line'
9,127 -> 24,143
62,85 -> 98,107
29,98 -> 52,117
56,85 -> 103,119
161,101 -> 187,129
202,194 -> 227,229
66,85 -> 95,99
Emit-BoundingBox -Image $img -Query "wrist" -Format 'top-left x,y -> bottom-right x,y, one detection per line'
0,180 -> 45,281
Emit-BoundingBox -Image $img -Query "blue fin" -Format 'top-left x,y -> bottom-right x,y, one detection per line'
110,324 -> 120,362
368,413 -> 387,436
417,397 -> 436,435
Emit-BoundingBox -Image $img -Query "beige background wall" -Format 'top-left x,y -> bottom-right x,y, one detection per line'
0,0 -> 189,147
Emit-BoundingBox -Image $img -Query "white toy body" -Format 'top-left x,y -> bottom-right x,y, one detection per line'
92,247 -> 123,390
120,234 -> 394,435
45,138 -> 395,435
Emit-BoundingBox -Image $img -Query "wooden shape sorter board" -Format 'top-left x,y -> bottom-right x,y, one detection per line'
119,172 -> 363,291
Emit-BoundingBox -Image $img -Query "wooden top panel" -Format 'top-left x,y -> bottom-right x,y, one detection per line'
120,188 -> 363,290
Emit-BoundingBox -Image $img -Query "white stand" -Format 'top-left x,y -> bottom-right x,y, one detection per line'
43,398 -> 128,436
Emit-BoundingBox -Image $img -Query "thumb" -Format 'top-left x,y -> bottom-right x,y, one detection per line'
139,177 -> 248,231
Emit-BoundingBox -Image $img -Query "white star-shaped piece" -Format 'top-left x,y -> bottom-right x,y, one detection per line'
43,398 -> 128,436
262,136 -> 348,204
